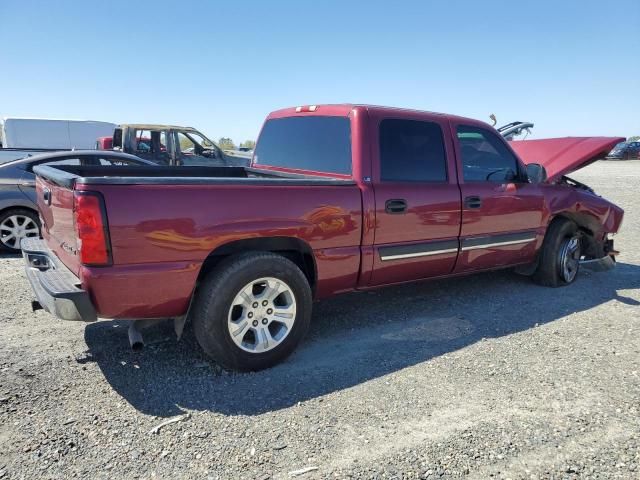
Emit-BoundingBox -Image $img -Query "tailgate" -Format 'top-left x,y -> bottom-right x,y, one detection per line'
35,175 -> 81,276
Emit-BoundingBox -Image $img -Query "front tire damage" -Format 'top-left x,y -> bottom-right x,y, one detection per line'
533,218 -> 582,287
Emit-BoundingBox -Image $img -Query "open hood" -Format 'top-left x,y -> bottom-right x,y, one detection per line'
510,137 -> 624,182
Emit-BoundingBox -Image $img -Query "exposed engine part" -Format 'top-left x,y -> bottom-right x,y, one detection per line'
560,175 -> 595,193
497,121 -> 535,140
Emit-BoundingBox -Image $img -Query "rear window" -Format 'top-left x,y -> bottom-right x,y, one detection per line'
379,119 -> 447,182
254,116 -> 351,174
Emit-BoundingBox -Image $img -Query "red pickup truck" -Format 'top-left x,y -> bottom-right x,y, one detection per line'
23,104 -> 624,371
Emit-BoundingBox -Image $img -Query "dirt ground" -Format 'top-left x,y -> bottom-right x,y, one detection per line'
0,161 -> 638,479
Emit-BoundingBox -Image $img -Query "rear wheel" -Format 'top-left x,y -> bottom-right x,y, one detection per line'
191,252 -> 312,371
533,218 -> 582,287
0,209 -> 40,252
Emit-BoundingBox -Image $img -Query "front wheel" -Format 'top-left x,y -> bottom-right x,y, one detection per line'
533,218 -> 582,287
191,252 -> 312,371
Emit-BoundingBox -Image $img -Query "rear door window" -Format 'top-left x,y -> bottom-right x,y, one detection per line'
379,119 -> 447,182
254,116 -> 352,174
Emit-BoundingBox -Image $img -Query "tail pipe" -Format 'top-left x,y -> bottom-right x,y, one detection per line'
128,322 -> 144,352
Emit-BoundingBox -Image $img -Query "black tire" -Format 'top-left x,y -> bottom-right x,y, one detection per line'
0,208 -> 40,252
532,218 -> 581,287
191,252 -> 312,371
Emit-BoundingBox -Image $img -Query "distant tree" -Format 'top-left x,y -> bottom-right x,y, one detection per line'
628,136 -> 640,142
218,137 -> 235,150
240,140 -> 256,150
179,135 -> 193,150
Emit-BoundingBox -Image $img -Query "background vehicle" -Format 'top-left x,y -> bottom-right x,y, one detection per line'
0,150 -> 153,251
606,141 -> 640,160
97,124 -> 250,166
25,104 -> 624,371
0,118 -> 116,163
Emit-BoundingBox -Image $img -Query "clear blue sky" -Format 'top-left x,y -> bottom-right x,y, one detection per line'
1,0 -> 638,143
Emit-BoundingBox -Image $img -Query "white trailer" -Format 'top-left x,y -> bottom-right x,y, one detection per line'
0,118 -> 116,163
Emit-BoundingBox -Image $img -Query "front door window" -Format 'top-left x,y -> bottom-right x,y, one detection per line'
177,131 -> 222,166
457,125 -> 522,183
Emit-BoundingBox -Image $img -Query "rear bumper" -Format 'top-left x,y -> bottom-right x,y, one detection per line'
21,237 -> 97,322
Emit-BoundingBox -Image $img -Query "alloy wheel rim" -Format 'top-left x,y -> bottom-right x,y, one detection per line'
0,215 -> 39,249
558,236 -> 581,283
227,277 -> 297,353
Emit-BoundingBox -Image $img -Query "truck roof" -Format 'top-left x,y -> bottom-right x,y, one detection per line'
266,104 -> 488,128
119,124 -> 199,132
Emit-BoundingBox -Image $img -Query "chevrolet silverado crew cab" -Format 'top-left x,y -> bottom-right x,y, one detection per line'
23,104 -> 624,371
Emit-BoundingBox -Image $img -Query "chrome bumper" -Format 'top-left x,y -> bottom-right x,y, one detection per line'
21,237 -> 97,322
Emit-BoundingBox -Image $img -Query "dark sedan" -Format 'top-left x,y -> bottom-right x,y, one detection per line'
607,141 -> 640,160
0,150 -> 154,252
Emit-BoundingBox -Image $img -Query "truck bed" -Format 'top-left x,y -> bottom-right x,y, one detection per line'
33,164 -> 355,188
33,163 -> 362,318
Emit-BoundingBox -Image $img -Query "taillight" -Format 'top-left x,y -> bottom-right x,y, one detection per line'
74,192 -> 112,266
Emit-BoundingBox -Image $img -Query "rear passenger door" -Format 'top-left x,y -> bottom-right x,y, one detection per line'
369,115 -> 461,286
130,129 -> 171,164
451,122 -> 544,272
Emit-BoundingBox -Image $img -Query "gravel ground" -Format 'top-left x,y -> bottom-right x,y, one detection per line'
1,161 -> 639,479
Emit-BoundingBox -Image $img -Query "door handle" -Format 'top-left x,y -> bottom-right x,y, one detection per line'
464,196 -> 482,209
385,199 -> 408,214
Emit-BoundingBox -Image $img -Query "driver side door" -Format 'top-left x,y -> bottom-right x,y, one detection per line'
451,122 -> 545,273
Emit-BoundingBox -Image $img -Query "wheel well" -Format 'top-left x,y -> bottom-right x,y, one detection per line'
0,205 -> 38,218
549,213 -> 601,258
197,237 -> 317,293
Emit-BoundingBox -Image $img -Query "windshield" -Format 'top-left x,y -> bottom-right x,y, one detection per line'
253,116 -> 352,175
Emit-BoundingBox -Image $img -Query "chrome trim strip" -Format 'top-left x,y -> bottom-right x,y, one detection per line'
461,237 -> 535,251
380,248 -> 459,261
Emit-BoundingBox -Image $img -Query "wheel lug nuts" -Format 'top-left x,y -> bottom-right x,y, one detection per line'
252,302 -> 259,308
262,318 -> 268,325
252,320 -> 259,327
262,300 -> 268,306
267,308 -> 273,314
248,312 -> 253,318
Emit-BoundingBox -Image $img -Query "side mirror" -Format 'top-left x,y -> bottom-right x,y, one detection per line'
526,163 -> 547,184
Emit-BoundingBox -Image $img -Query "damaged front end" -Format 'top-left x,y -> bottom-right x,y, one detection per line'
580,240 -> 617,271
511,135 -> 625,272
559,194 -> 624,273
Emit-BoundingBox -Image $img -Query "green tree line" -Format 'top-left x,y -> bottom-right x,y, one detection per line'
218,138 -> 256,150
